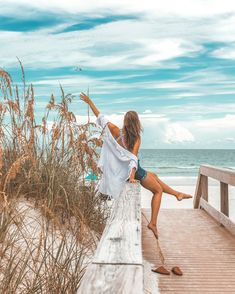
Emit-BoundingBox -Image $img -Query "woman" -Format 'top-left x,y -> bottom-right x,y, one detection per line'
80,92 -> 192,239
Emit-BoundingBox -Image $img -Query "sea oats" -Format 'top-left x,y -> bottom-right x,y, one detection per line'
0,63 -> 108,291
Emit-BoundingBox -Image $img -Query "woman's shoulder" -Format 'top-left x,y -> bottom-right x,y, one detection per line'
107,122 -> 119,137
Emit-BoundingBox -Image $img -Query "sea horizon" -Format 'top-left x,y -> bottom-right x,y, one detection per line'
138,149 -> 235,177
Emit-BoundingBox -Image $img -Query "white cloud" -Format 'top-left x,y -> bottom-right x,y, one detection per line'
2,1 -> 235,70
162,102 -> 235,116
2,0 -> 235,18
164,123 -> 195,144
195,114 -> 235,129
212,44 -> 235,60
73,111 -> 235,148
143,109 -> 152,114
226,137 -> 235,142
28,63 -> 235,97
0,24 -> 201,70
132,39 -> 202,66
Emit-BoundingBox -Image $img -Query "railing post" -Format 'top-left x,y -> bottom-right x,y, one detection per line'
220,182 -> 229,216
194,165 -> 235,235
194,174 -> 202,208
201,175 -> 208,201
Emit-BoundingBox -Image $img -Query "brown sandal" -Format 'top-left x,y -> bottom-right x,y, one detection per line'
171,266 -> 183,276
151,266 -> 170,275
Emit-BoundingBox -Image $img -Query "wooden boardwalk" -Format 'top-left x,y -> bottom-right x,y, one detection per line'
142,208 -> 235,293
78,165 -> 235,293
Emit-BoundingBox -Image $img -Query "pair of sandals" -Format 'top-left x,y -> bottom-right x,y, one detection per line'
152,265 -> 183,276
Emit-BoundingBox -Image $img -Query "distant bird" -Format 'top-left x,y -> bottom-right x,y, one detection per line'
74,66 -> 82,72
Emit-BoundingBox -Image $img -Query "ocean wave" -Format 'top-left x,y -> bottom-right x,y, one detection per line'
144,166 -> 198,170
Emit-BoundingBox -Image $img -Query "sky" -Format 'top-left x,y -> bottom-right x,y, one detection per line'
0,0 -> 235,149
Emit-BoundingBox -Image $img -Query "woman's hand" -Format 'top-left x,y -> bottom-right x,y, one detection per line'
80,92 -> 100,117
128,167 -> 138,183
80,92 -> 91,104
129,177 -> 139,183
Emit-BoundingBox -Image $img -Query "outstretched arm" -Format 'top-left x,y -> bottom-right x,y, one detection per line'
80,92 -> 100,117
80,92 -> 119,135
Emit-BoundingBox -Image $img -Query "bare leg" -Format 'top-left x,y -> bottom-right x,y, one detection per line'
151,173 -> 178,197
149,172 -> 192,201
148,190 -> 162,238
140,172 -> 163,238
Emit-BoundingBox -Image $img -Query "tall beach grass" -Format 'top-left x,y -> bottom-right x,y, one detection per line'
0,64 -> 109,293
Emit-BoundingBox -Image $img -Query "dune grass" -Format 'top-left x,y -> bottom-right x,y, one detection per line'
0,64 -> 109,293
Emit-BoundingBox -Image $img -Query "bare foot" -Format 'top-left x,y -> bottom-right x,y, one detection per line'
147,223 -> 159,239
176,192 -> 193,201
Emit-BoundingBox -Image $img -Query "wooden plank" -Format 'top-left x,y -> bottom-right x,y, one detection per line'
193,173 -> 202,208
93,182 -> 142,264
201,175 -> 208,201
200,198 -> 235,236
200,165 -> 235,186
142,208 -> 235,293
77,182 -> 143,294
77,264 -> 143,294
220,182 -> 229,216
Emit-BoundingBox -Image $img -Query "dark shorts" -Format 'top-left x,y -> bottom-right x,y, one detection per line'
134,159 -> 147,181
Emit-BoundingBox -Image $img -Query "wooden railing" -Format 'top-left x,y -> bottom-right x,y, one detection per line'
77,182 -> 144,294
194,165 -> 235,236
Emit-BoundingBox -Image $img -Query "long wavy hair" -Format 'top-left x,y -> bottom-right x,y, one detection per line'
123,111 -> 143,152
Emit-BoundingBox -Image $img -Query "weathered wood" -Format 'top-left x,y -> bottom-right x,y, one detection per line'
93,182 -> 142,264
220,182 -> 229,216
77,182 -> 143,294
194,165 -> 235,221
193,173 -> 202,208
201,175 -> 208,201
142,208 -> 235,293
200,198 -> 235,236
77,264 -> 143,294
200,165 -> 235,186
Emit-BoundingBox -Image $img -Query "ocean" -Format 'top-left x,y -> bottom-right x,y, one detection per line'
138,149 -> 235,177
139,149 -> 235,221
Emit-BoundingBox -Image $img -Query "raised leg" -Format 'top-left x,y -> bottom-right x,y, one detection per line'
149,172 -> 192,201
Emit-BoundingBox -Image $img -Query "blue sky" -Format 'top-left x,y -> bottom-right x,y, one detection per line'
0,0 -> 235,149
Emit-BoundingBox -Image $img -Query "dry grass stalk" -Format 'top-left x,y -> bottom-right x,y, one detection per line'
0,63 -> 110,292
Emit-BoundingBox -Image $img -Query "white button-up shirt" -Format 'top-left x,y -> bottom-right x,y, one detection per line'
96,113 -> 138,199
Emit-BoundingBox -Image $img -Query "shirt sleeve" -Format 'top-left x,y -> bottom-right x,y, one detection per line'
96,113 -> 109,129
129,157 -> 138,171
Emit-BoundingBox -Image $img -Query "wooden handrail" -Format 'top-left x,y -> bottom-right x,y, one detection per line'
194,165 -> 235,236
77,182 -> 144,294
200,165 -> 235,186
